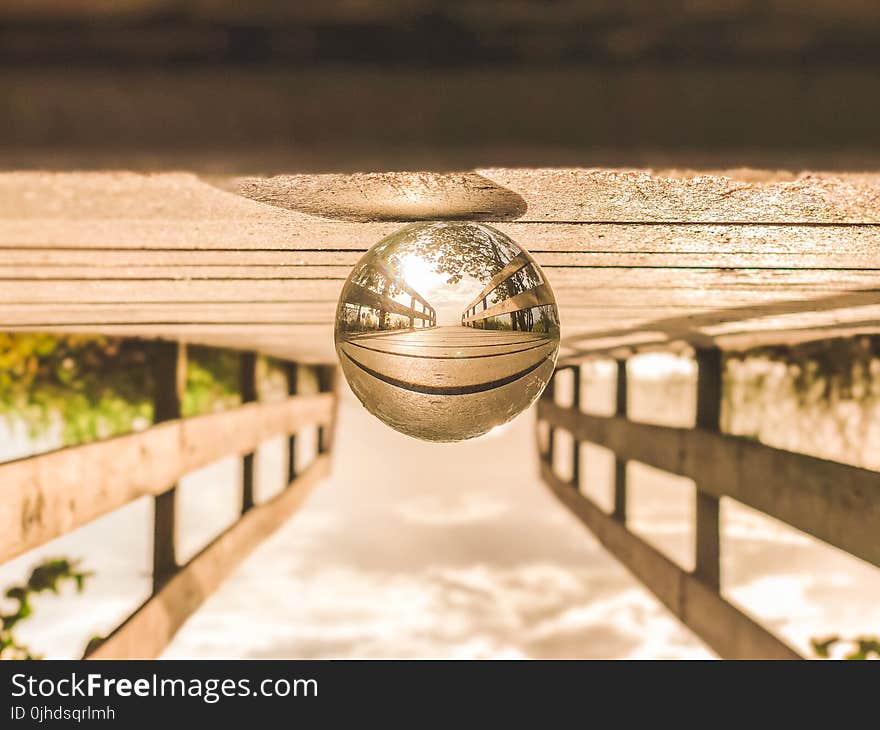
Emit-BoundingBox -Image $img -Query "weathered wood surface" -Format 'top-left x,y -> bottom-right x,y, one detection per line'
542,464 -> 801,659
0,393 -> 333,565
87,455 -> 330,660
538,399 -> 880,568
339,328 -> 556,392
1,170 -> 879,361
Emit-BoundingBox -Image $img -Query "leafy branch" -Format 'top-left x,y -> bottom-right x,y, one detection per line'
811,635 -> 880,661
0,558 -> 92,660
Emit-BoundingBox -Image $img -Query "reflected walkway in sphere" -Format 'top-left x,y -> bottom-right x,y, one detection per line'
338,326 -> 557,396
337,325 -> 557,441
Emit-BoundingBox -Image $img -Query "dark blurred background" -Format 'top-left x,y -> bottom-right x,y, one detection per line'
2,1 -> 880,171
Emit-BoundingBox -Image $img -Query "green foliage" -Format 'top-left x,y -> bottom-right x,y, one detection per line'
811,635 -> 880,661
0,333 -> 152,445
1,558 -> 91,660
0,334 -> 242,449
182,345 -> 241,417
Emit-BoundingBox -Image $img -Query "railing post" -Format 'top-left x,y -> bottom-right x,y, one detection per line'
570,364 -> 581,488
612,358 -> 628,522
316,365 -> 334,454
151,340 -> 186,593
240,352 -> 258,513
543,370 -> 556,465
694,347 -> 722,589
286,361 -> 298,484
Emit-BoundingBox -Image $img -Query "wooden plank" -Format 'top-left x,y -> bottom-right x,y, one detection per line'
538,400 -> 880,568
339,330 -> 557,390
9,254 -> 880,277
0,280 -> 340,303
2,171 -> 879,364
238,167 -> 880,226
6,172 -> 880,244
5,265 -> 880,289
543,464 -> 800,659
0,302 -> 337,325
481,168 -> 880,224
1,301 -> 875,335
86,455 -> 330,660
5,222 -> 880,262
0,393 -> 334,564
3,270 -> 878,307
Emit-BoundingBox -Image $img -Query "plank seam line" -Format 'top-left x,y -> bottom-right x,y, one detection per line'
339,347 -> 555,395
341,338 -> 552,360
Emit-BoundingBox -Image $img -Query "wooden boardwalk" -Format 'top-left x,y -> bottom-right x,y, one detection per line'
337,326 -> 558,441
1,166 -> 879,658
338,327 -> 557,395
2,170 -> 880,364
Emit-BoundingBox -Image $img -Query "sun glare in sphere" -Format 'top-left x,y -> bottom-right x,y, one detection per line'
400,253 -> 438,295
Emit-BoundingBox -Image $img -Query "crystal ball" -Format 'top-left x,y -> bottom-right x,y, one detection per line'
335,222 -> 560,442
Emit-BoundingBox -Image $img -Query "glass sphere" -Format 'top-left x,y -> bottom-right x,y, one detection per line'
335,222 -> 560,442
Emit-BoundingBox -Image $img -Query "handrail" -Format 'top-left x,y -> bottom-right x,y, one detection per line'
86,455 -> 331,659
0,393 -> 334,565
462,283 -> 555,325
536,351 -> 880,658
373,260 -> 436,320
537,400 -> 880,568
0,343 -> 338,659
343,282 -> 435,325
462,252 -> 530,315
542,464 -> 800,659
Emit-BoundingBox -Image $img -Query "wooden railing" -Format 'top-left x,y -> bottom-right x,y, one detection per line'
0,342 -> 337,659
536,348 -> 880,659
344,282 -> 436,328
461,253 -> 555,328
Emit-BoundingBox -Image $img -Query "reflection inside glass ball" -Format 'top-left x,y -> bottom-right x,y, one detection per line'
335,222 -> 560,441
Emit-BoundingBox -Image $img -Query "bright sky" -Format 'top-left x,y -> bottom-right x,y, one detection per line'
400,252 -> 485,326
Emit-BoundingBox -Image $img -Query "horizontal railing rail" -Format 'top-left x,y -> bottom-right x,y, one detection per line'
86,454 -> 331,660
541,463 -> 800,659
462,283 -> 555,325
0,392 -> 335,566
373,261 -> 436,320
462,252 -> 530,315
537,400 -> 880,569
536,348 -> 880,659
344,282 -> 436,327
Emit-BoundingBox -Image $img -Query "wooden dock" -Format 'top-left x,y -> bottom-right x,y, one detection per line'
4,169 -> 880,364
1,167 -> 879,657
2,1 -> 880,657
